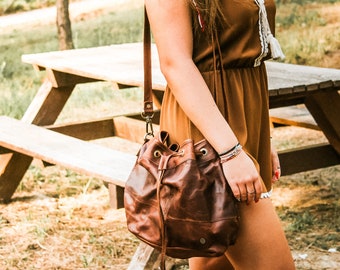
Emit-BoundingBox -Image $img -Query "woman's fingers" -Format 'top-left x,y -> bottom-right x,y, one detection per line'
253,177 -> 263,202
242,178 -> 262,204
245,184 -> 255,204
238,184 -> 248,202
227,179 -> 241,202
222,151 -> 262,203
271,143 -> 281,183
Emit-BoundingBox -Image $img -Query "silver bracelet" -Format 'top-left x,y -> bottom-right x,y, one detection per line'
219,143 -> 242,163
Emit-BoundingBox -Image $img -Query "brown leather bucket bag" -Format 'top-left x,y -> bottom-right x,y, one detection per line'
124,131 -> 240,259
124,7 -> 240,266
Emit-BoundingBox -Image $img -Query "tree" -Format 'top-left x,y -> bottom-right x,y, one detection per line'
56,0 -> 74,50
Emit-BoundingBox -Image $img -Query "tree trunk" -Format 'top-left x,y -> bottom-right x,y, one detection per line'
56,0 -> 74,50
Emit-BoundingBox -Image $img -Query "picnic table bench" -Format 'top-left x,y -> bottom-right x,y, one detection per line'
0,42 -> 339,209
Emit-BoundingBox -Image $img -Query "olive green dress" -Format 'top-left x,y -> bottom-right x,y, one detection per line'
160,0 -> 278,193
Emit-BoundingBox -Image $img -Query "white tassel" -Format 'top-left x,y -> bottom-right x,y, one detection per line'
267,33 -> 285,60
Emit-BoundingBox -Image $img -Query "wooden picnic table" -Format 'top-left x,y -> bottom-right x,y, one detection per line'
0,42 -> 339,205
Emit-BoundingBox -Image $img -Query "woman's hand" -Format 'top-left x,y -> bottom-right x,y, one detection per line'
271,143 -> 281,183
222,150 -> 262,203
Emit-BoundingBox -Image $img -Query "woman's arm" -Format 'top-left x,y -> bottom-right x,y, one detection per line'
146,0 -> 238,152
145,0 -> 263,202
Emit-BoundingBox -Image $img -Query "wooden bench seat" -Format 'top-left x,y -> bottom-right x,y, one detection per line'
270,105 -> 319,130
0,115 -> 165,269
0,116 -> 136,208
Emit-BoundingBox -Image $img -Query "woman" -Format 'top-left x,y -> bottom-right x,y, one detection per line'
145,0 -> 295,269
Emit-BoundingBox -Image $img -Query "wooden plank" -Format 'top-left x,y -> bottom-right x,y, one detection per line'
45,114 -> 161,143
305,91 -> 340,154
22,43 -> 161,90
127,110 -> 161,125
265,61 -> 340,90
0,153 -> 33,202
127,242 -> 160,270
46,69 -> 100,88
0,116 -> 135,187
22,43 -> 340,93
319,80 -> 335,90
293,85 -> 306,94
108,184 -> 125,209
46,118 -> 115,141
334,80 -> 340,88
306,83 -> 319,92
269,94 -> 306,109
113,116 -> 160,144
269,105 -> 319,130
270,116 -> 319,130
0,81 -> 75,202
279,143 -> 340,176
0,147 -> 12,154
269,88 -> 338,109
21,80 -> 74,125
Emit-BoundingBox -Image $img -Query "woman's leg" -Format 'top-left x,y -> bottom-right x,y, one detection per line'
189,255 -> 234,270
189,199 -> 295,270
226,199 -> 295,270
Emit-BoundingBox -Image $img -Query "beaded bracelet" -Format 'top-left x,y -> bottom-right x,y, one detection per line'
219,143 -> 243,163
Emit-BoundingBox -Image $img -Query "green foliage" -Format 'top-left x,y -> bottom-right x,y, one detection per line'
277,26 -> 339,66
72,9 -> 143,48
275,1 -> 340,67
286,211 -> 316,232
276,6 -> 326,28
0,6 -> 143,119
277,200 -> 340,251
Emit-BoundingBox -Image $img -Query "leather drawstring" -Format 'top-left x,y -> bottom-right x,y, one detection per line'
156,169 -> 167,270
157,152 -> 182,270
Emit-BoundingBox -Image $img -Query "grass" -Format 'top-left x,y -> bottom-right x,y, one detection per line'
275,0 -> 340,67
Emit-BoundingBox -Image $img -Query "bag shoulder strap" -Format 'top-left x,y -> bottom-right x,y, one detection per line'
143,7 -> 153,117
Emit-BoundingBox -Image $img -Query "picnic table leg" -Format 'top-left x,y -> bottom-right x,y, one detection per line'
127,242 -> 160,270
0,80 -> 75,202
0,153 -> 32,202
107,184 -> 125,209
22,79 -> 74,125
127,242 -> 188,270
305,91 -> 340,154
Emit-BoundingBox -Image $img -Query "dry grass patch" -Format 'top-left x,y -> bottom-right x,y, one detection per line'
0,184 -> 139,269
